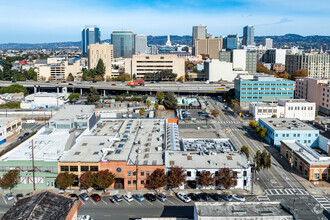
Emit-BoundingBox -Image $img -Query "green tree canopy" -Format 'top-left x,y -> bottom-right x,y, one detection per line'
163,92 -> 177,110
68,93 -> 80,104
96,59 -> 106,76
55,172 -> 76,190
0,170 -> 20,192
92,170 -> 115,192
139,108 -> 146,116
240,145 -> 250,159
293,69 -> 308,79
156,91 -> 164,103
67,73 -> 74,81
0,84 -> 27,95
87,87 -> 100,105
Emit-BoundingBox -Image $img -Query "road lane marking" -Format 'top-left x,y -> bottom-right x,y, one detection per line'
2,196 -> 7,205
268,169 -> 284,188
104,215 -> 111,217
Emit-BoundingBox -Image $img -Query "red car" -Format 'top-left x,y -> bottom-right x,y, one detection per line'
91,194 -> 101,202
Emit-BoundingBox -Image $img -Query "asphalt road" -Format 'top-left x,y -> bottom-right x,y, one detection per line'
204,97 -> 329,220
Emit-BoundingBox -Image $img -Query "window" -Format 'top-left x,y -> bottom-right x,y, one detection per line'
243,171 -> 247,176
90,166 -> 98,171
315,134 -> 318,137
282,134 -> 285,137
141,180 -> 145,185
293,134 -> 296,137
275,134 -> 278,137
196,171 -> 201,176
141,171 -> 144,176
297,134 -> 300,137
128,180 -> 131,185
146,171 -> 150,176
133,180 -> 137,185
304,169 -> 307,176
60,166 -> 69,172
81,166 -> 88,172
187,171 -> 191,177
128,171 -> 131,176
70,166 -> 78,172
286,134 -> 289,137
304,140 -> 307,143
314,173 -> 320,179
133,171 -> 136,176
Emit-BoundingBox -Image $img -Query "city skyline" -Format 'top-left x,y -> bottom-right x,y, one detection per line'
0,0 -> 329,43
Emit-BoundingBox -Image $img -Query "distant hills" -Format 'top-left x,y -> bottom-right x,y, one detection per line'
0,34 -> 328,50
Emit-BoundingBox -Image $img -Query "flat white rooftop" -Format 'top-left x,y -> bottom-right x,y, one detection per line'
50,105 -> 94,121
260,118 -> 317,131
0,127 -> 70,162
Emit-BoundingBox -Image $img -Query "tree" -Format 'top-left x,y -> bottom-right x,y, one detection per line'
0,84 -> 27,95
255,150 -> 272,172
26,68 -> 37,81
249,120 -> 258,129
156,91 -> 164,103
80,171 -> 94,190
146,100 -> 151,108
145,70 -> 177,81
67,73 -> 74,81
92,170 -> 115,192
223,89 -> 235,103
293,69 -> 308,79
211,109 -> 220,117
68,93 -> 80,104
271,114 -> 277,118
96,59 -> 106,76
0,170 -> 20,192
259,126 -> 267,139
257,63 -> 270,74
240,145 -> 250,159
55,172 -> 76,190
132,74 -> 137,80
185,72 -> 189,81
87,87 -> 100,105
177,76 -> 185,82
146,168 -> 166,191
197,171 -> 215,188
163,92 -> 177,110
215,168 -> 237,189
166,166 -> 186,189
93,75 -> 103,81
154,103 -> 159,110
230,103 -> 241,114
139,108 -> 145,116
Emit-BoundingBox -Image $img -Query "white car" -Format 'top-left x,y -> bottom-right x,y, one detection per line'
232,194 -> 245,202
177,192 -> 191,203
6,193 -> 14,201
123,194 -> 133,202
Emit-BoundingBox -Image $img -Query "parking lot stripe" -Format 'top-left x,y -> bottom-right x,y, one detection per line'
123,199 -> 131,205
134,200 -> 143,206
2,196 -> 7,205
156,200 -> 163,205
80,200 -> 85,205
166,199 -> 176,205
90,199 -> 97,205
146,200 -> 154,205
101,199 -> 108,205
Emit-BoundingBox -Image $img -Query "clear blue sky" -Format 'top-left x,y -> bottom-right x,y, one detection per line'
0,0 -> 329,43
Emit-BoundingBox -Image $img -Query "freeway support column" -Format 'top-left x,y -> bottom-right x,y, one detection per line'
103,89 -> 105,97
80,88 -> 83,96
34,85 -> 37,94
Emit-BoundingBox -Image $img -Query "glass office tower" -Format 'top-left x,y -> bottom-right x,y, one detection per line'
111,31 -> 134,58
81,25 -> 101,57
242,25 -> 255,46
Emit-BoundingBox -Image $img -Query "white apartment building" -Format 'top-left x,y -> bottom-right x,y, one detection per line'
88,43 -> 113,79
249,99 -> 315,121
125,54 -> 185,80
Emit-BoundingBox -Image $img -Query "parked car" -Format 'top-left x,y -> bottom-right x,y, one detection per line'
91,194 -> 101,202
210,193 -> 221,201
69,193 -> 79,200
199,193 -> 211,201
177,192 -> 191,203
232,194 -> 245,201
23,132 -> 30,137
114,194 -> 122,202
6,193 -> 14,201
5,193 -> 13,201
156,194 -> 166,202
111,84 -> 116,86
17,136 -> 24,141
16,193 -> 23,200
188,193 -> 200,201
123,194 -> 133,202
220,194 -> 232,201
133,194 -> 145,202
68,83 -> 73,85
144,193 -> 156,202
79,193 -> 89,201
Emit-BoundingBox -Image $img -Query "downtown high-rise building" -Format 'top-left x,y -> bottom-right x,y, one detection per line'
242,25 -> 255,46
111,31 -> 135,58
263,38 -> 273,49
192,25 -> 207,55
224,35 -> 238,50
134,35 -> 148,55
81,25 -> 101,57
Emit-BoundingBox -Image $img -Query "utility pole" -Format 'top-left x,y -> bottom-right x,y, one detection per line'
31,140 -> 36,191
135,147 -> 139,190
251,157 -> 256,194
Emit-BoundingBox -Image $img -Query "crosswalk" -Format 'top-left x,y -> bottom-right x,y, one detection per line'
257,195 -> 270,201
312,195 -> 330,210
227,128 -> 246,132
265,188 -> 309,196
218,121 -> 241,124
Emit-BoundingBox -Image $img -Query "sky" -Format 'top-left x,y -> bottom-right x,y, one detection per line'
0,0 -> 329,43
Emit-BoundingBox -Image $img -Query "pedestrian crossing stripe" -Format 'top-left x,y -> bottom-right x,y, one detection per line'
265,189 -> 309,195
257,196 -> 270,201
313,195 -> 330,209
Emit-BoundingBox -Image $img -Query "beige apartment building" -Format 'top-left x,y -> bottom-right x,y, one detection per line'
195,37 -> 223,59
286,53 -> 330,78
88,43 -> 113,79
36,59 -> 81,81
125,55 -> 185,80
295,77 -> 330,115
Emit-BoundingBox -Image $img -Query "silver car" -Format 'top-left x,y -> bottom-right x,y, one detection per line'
79,193 -> 89,201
